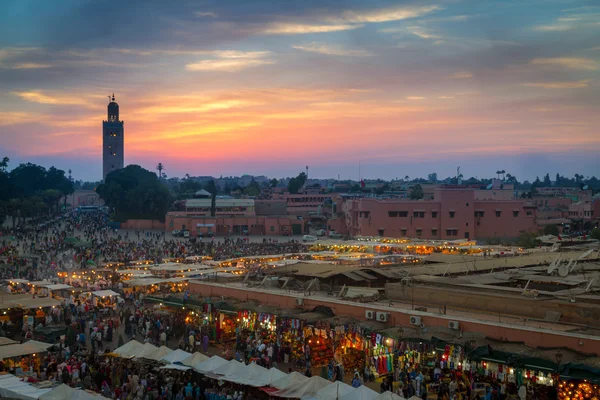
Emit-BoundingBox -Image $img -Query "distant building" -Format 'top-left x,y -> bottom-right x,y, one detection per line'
102,94 -> 124,180
328,188 -> 537,240
166,197 -> 304,236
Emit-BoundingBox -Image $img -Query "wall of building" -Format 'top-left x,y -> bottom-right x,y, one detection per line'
329,189 -> 536,240
65,190 -> 104,207
165,213 -> 304,236
188,281 -> 600,353
385,283 -> 600,327
472,201 -> 537,239
255,200 -> 287,216
273,193 -> 330,217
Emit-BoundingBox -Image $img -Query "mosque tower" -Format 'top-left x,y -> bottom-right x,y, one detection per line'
102,94 -> 124,180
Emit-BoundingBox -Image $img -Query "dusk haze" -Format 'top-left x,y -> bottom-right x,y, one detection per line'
1,0 -> 599,181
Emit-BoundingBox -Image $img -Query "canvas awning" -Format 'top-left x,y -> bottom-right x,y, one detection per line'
91,290 -> 119,297
313,381 -> 354,400
272,375 -> 331,398
45,284 -> 73,291
113,340 -> 144,358
0,374 -> 52,399
0,340 -> 53,359
181,352 -> 209,370
194,355 -> 228,374
40,384 -> 107,399
161,349 -> 192,364
339,385 -> 378,400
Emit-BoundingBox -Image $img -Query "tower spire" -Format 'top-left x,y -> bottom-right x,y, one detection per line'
112,93 -> 115,102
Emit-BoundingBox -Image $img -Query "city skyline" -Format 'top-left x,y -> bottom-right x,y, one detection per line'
1,0 -> 599,181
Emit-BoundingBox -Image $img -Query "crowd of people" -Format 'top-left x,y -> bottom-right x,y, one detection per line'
0,210 -> 319,398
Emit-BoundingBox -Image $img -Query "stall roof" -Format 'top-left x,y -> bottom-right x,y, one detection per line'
0,373 -> 52,399
91,290 -> 120,297
46,284 -> 73,291
0,337 -> 17,346
0,296 -> 61,310
0,340 -> 53,359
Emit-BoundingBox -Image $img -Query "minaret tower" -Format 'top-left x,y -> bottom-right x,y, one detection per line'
102,93 -> 125,180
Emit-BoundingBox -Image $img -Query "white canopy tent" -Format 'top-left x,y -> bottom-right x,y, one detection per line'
161,349 -> 192,364
45,284 -> 73,291
266,367 -> 287,386
271,371 -> 309,390
159,364 -> 192,371
113,340 -> 144,358
135,343 -> 159,360
272,375 -> 331,398
238,362 -> 270,387
373,392 -> 405,400
181,352 -> 209,370
91,290 -> 119,297
0,340 -> 53,360
0,374 -> 52,399
40,384 -> 108,400
308,381 -> 354,400
210,359 -> 247,382
194,355 -> 228,374
339,385 -> 379,400
151,345 -> 173,361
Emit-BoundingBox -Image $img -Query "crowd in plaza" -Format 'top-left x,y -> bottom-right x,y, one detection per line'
0,210 -> 571,400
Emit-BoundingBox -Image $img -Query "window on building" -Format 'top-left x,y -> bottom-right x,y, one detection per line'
416,229 -> 422,237
378,229 -> 385,237
359,211 -> 370,218
398,211 -> 408,217
431,212 -> 438,218
474,211 -> 485,218
449,211 -> 455,218
270,226 -> 275,232
526,211 -> 533,216
388,211 -> 398,217
496,210 -> 501,217
431,229 -> 438,236
401,229 -> 407,236
413,211 -> 425,218
446,229 -> 458,236
513,211 -> 519,217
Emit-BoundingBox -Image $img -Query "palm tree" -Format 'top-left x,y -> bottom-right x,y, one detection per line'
156,163 -> 164,179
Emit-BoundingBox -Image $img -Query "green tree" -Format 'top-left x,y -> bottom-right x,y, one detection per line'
288,172 -> 307,194
591,228 -> 600,241
427,173 -> 437,183
206,180 -> 217,217
42,189 -> 63,213
269,178 -> 278,188
543,224 -> 559,236
97,165 -> 171,221
409,184 -> 424,200
516,231 -> 541,248
244,179 -> 260,196
543,173 -> 552,186
0,157 -> 9,172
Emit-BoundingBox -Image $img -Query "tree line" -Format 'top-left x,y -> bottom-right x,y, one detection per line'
0,157 -> 74,228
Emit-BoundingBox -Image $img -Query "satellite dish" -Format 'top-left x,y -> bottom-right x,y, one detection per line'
486,184 -> 493,190
558,264 -> 569,277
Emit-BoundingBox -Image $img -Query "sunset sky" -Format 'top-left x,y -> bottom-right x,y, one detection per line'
1,0 -> 599,182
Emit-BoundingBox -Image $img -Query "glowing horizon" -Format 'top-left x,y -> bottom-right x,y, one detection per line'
0,0 -> 599,181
